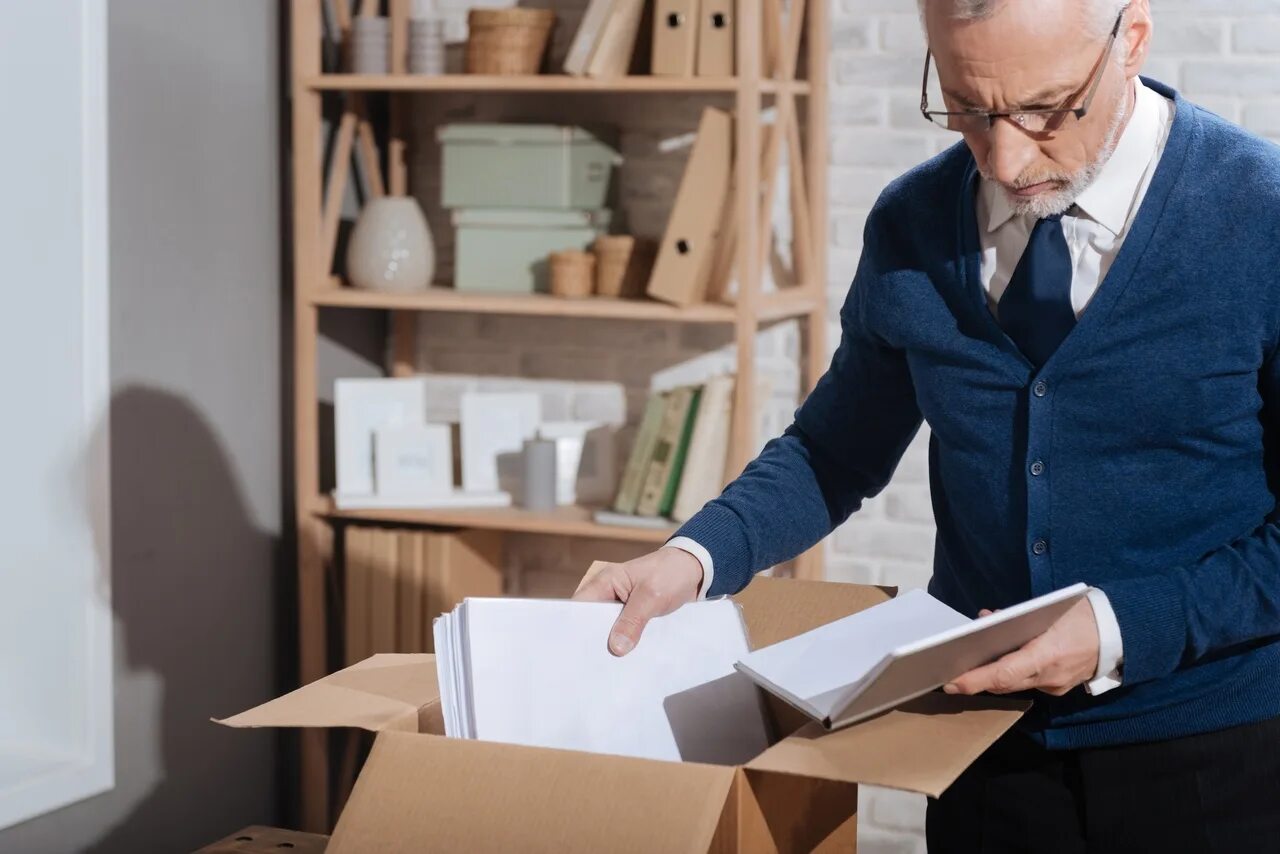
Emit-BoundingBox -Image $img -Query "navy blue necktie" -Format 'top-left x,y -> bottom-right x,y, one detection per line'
997,213 -> 1076,369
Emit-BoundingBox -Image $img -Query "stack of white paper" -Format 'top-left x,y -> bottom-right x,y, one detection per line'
734,584 -> 1089,730
433,598 -> 771,764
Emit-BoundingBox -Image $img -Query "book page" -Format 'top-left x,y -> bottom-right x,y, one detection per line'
455,598 -> 770,764
735,589 -> 969,717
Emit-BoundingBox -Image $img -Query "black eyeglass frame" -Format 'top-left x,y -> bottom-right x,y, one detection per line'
919,5 -> 1128,133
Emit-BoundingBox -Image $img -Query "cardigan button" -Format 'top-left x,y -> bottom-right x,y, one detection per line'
1032,539 -> 1048,556
1030,460 -> 1045,476
1033,380 -> 1048,397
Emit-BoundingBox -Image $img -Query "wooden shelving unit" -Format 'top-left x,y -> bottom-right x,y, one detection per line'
311,280 -> 823,323
288,0 -> 828,831
307,72 -> 812,94
323,500 -> 677,543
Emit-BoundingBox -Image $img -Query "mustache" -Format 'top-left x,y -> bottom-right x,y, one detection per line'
975,167 -> 1072,190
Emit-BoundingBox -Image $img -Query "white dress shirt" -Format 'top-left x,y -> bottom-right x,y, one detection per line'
667,78 -> 1174,698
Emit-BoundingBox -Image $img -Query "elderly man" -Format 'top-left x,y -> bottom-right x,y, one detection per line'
577,0 -> 1280,850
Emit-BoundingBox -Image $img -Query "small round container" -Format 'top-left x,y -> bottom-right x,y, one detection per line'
465,8 -> 556,75
594,235 -> 655,299
549,249 -> 597,298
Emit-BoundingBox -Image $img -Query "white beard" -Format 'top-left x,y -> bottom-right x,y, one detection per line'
985,80 -> 1132,220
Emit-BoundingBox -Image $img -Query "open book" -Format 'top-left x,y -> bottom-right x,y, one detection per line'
734,583 -> 1089,730
433,598 -> 771,764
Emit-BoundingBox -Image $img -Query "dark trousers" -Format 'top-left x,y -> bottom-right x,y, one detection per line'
926,714 -> 1280,854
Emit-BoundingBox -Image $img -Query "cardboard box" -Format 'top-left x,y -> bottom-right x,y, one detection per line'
218,577 -> 1027,852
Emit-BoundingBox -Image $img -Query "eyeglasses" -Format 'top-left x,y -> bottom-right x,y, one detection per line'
919,5 -> 1127,134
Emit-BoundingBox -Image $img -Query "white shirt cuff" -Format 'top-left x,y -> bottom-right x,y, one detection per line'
1084,587 -> 1124,696
663,537 -> 714,600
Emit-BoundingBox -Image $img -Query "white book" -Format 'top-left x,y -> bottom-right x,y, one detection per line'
433,598 -> 771,764
734,584 -> 1090,730
671,374 -> 734,522
563,0 -> 618,75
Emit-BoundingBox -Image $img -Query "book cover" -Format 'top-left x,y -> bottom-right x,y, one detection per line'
672,374 -> 734,522
635,387 -> 696,516
658,386 -> 703,517
585,0 -> 648,78
612,391 -> 669,514
564,0 -> 619,75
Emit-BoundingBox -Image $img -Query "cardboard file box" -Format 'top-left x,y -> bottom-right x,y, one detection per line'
438,124 -> 621,210
218,577 -> 1028,853
453,207 -> 613,294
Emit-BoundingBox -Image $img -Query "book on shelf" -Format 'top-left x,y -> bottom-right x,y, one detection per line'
635,385 -> 702,517
563,0 -> 619,75
564,0 -> 646,79
604,373 -> 735,528
586,0 -> 647,78
612,391 -> 669,515
671,374 -> 734,522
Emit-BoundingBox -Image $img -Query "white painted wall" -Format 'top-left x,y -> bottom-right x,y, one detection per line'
0,0 -> 113,831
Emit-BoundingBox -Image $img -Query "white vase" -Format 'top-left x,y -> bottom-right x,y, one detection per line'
346,197 -> 435,292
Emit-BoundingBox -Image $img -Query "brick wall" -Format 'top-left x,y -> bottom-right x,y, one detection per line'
400,1 -> 1280,850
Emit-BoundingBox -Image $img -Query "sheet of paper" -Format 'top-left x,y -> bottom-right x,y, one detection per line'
440,598 -> 770,764
735,589 -> 969,716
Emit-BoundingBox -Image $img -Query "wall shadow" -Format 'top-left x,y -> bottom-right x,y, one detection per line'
80,386 -> 282,853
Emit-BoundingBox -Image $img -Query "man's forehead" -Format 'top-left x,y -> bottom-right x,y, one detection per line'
927,3 -> 1098,107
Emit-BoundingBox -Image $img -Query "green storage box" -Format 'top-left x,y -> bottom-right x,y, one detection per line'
438,124 -> 621,210
453,208 -> 613,294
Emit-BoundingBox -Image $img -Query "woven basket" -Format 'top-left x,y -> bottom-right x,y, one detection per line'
466,8 -> 556,75
549,249 -> 597,299
594,235 -> 656,299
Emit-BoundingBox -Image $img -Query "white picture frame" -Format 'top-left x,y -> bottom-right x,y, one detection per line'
334,377 -> 429,498
460,392 -> 542,494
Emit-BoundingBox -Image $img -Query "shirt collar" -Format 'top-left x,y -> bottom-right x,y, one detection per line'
981,78 -> 1165,236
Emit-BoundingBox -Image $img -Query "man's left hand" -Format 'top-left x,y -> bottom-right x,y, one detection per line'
944,598 -> 1100,697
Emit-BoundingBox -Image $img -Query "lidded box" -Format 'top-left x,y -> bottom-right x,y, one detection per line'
453,207 -> 612,294
437,124 -> 621,210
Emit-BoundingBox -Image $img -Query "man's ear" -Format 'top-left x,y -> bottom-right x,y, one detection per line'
1122,1 -> 1153,79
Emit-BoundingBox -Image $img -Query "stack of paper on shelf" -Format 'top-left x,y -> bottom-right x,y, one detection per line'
433,597 -> 771,763
735,584 -> 1090,730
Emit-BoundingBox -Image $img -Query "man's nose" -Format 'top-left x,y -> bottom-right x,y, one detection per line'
983,119 -> 1039,186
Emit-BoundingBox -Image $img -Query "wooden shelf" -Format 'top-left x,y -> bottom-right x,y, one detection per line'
321,500 -> 677,544
311,284 -> 822,324
307,73 -> 811,95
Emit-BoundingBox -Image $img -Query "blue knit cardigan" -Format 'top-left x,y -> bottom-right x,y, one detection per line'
676,79 -> 1280,749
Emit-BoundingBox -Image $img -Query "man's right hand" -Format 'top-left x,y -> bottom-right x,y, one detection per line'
571,547 -> 705,657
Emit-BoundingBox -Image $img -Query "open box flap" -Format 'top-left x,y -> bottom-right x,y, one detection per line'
731,575 -> 896,649
214,654 -> 439,733
746,692 -> 1030,797
328,731 -> 738,854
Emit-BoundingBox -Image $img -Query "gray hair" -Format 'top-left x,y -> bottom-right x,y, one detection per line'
918,0 -> 1127,39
